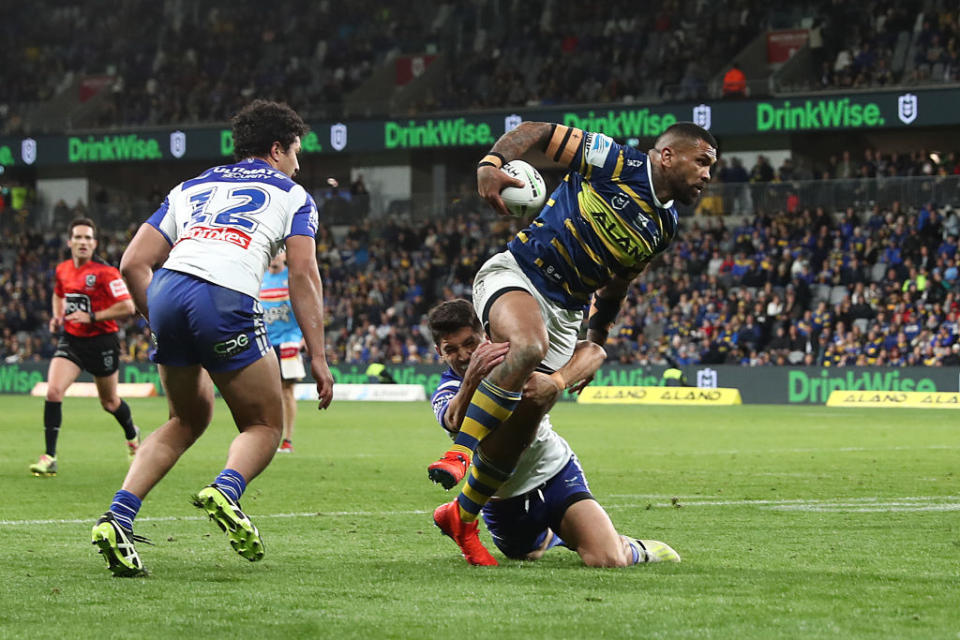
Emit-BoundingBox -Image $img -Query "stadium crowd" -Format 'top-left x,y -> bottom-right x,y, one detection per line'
4,187 -> 960,370
7,0 -> 959,135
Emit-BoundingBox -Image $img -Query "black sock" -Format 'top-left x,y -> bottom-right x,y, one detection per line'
110,399 -> 138,440
44,401 -> 62,457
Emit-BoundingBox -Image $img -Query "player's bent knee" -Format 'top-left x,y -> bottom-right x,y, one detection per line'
509,339 -> 549,371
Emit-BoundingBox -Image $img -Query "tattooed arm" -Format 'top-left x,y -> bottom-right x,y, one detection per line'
477,122 -> 555,216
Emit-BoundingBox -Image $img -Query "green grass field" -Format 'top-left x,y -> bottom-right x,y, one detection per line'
1,396 -> 958,639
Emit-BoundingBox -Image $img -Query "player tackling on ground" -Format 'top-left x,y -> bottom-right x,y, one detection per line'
428,121 -> 717,562
428,299 -> 680,566
30,217 -> 140,477
91,100 -> 334,576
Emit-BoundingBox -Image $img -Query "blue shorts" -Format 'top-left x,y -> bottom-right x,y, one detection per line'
148,268 -> 270,373
482,455 -> 593,559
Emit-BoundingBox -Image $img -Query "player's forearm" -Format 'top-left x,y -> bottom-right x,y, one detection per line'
288,269 -> 327,361
94,299 -> 136,322
120,264 -> 152,319
442,380 -> 483,432
586,278 -> 630,346
51,295 -> 64,319
489,122 -> 553,163
555,341 -> 607,388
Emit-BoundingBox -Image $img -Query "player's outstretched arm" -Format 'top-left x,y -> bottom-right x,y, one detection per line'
120,224 -> 171,321
285,234 -> 334,410
477,121 -> 554,216
522,340 -> 607,412
554,341 -> 608,395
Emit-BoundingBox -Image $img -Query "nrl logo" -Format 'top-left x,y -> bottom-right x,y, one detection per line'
692,104 -> 712,130
21,138 -> 37,165
897,93 -> 917,125
330,123 -> 347,151
170,131 -> 186,158
504,114 -> 522,132
611,193 -> 630,210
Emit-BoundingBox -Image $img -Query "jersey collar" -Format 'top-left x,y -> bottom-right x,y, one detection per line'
647,160 -> 674,209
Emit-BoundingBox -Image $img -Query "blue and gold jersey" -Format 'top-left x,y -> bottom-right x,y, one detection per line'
507,125 -> 679,310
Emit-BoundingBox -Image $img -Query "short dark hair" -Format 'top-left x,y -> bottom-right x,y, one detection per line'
68,217 -> 96,238
656,122 -> 718,151
427,299 -> 482,345
231,100 -> 308,161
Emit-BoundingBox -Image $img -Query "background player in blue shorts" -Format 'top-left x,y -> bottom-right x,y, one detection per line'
428,299 -> 680,567
260,250 -> 306,453
90,100 -> 334,577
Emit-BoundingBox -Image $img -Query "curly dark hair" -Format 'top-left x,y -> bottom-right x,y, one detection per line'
427,299 -> 483,346
230,99 -> 308,161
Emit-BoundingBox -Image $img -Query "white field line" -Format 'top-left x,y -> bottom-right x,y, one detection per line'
639,445 -> 959,456
2,496 -> 959,526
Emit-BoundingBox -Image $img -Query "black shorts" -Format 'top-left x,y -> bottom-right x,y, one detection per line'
54,333 -> 121,377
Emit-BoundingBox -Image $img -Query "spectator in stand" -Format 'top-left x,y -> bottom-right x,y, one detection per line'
722,62 -> 747,98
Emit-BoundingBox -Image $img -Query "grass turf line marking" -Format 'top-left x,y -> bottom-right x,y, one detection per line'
3,497 -> 960,526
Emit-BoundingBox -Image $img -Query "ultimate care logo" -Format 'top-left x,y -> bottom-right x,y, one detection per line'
178,225 -> 252,249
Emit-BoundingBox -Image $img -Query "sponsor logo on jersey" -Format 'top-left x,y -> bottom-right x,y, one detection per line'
583,132 -> 613,168
179,225 -> 253,249
65,293 -> 91,314
213,333 -> 250,359
109,278 -> 129,298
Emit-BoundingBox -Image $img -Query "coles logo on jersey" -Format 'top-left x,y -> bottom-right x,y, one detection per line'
180,225 -> 252,249
583,132 -> 613,168
109,278 -> 129,298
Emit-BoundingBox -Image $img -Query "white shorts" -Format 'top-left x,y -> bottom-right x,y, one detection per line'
274,342 -> 306,381
472,251 -> 582,372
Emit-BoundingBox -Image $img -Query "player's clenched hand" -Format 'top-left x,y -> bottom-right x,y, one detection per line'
49,315 -> 64,333
311,358 -> 335,410
463,340 -> 509,388
477,165 -> 524,217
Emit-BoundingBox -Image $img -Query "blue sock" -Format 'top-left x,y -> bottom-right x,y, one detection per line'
213,468 -> 247,503
109,489 -> 142,531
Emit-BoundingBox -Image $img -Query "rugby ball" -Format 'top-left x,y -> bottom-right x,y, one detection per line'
500,160 -> 547,217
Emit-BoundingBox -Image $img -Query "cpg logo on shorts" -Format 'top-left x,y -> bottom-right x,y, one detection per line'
214,333 -> 250,359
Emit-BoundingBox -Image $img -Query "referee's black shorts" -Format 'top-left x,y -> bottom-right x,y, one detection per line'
53,333 -> 121,377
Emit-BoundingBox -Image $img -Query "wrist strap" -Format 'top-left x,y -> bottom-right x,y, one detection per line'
478,152 -> 505,170
90,310 -> 96,322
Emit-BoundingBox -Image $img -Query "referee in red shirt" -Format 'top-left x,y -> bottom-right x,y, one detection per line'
30,218 -> 141,476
